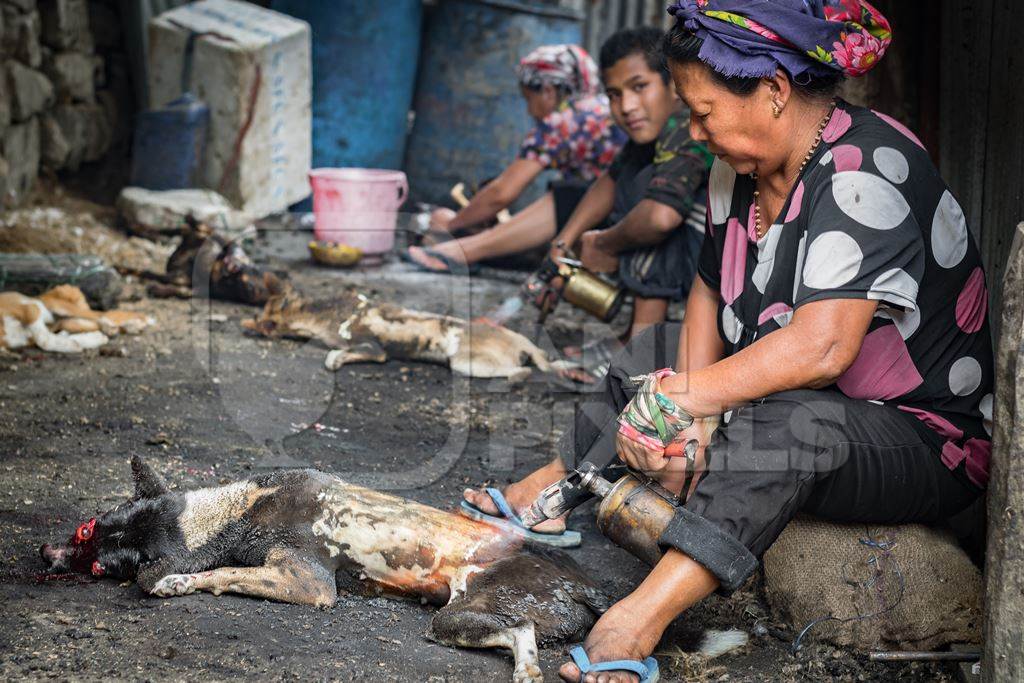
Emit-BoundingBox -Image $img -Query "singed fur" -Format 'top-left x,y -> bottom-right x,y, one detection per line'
40,460 -> 746,680
243,287 -> 576,381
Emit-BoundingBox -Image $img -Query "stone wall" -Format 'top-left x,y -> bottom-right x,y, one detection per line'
0,0 -> 130,207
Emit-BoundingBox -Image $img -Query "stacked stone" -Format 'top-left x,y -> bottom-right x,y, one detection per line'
1,0 -> 115,206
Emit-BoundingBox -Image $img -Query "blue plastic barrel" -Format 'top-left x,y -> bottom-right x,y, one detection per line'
271,0 -> 422,170
404,0 -> 584,205
130,92 -> 209,191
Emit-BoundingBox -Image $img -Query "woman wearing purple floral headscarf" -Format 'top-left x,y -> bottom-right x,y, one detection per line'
463,2 -> 991,681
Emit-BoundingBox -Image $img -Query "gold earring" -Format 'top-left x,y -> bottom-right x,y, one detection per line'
772,103 -> 782,118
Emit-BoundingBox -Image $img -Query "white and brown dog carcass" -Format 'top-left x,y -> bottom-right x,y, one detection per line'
243,287 -> 577,381
0,285 -> 155,353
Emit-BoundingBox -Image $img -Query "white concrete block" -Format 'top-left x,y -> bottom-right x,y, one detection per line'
147,0 -> 311,218
116,187 -> 254,235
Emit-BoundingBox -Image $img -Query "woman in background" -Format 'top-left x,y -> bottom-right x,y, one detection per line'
404,43 -> 626,273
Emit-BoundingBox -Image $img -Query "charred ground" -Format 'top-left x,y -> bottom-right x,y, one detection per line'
0,232 -> 955,681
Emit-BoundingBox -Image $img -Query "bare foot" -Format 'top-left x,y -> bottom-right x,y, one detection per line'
558,600 -> 663,683
406,243 -> 471,272
405,246 -> 450,272
463,458 -> 568,534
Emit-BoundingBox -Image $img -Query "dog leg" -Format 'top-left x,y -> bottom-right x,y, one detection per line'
54,317 -> 101,334
26,310 -> 107,353
324,341 -> 387,371
429,609 -> 543,683
149,549 -> 337,607
502,623 -> 543,683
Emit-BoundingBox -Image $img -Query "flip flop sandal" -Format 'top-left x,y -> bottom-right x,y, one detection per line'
400,247 -> 481,275
568,645 -> 660,683
459,487 -> 582,548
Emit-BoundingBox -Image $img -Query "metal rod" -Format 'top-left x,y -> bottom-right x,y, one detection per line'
868,651 -> 981,663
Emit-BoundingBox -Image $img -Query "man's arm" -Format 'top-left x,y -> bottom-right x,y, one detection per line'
552,172 -> 616,248
593,199 -> 682,254
448,159 -> 543,231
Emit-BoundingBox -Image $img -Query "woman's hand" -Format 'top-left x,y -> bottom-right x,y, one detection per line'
579,230 -> 619,273
616,415 -> 719,498
429,207 -> 456,232
616,372 -> 721,497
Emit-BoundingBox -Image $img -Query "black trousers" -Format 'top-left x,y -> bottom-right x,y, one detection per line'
558,323 -> 981,592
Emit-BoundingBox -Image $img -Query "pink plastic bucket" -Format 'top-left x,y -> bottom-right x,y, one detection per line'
309,168 -> 408,255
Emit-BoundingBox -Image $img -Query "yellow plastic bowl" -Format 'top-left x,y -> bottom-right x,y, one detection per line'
308,240 -> 362,267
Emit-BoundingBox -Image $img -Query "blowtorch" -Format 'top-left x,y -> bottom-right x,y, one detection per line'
522,251 -> 624,325
519,439 -> 697,566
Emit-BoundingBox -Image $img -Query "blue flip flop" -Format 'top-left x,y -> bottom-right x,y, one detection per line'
459,487 -> 582,547
568,645 -> 660,683
400,246 -> 481,275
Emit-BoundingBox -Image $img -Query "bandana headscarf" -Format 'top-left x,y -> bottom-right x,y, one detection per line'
517,44 -> 600,98
667,0 -> 892,80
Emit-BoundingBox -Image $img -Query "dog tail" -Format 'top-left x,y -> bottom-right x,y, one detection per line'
697,629 -> 748,658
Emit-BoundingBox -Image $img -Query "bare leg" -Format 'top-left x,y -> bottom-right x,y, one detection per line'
565,296 -> 668,359
559,550 -> 720,682
407,193 -> 557,270
149,549 -> 337,608
629,296 -> 669,339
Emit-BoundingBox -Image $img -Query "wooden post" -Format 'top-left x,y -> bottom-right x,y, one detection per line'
983,223 -> 1024,681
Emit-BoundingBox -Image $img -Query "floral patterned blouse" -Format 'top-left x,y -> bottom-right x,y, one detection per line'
518,94 -> 626,183
697,100 -> 994,488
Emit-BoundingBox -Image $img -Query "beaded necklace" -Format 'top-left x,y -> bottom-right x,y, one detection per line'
751,101 -> 837,240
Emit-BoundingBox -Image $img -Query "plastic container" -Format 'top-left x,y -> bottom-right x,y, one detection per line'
404,0 -> 584,204
149,0 -> 312,216
130,92 -> 209,191
270,0 -> 422,170
309,168 -> 408,256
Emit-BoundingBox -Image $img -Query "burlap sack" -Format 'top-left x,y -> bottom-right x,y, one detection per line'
763,515 -> 982,650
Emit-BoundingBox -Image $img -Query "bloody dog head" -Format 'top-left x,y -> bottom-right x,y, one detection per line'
39,456 -> 178,579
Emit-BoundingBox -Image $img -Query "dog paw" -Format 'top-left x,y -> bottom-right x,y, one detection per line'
150,573 -> 197,597
512,663 -> 543,683
324,349 -> 344,371
75,331 -> 109,349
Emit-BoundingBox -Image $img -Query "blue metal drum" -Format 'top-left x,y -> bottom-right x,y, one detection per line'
130,92 -> 209,191
404,0 -> 584,205
271,0 -> 423,170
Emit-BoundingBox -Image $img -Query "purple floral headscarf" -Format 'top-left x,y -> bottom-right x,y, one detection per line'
667,0 -> 892,80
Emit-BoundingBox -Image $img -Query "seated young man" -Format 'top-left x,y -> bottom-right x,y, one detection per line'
408,28 -> 711,373
555,27 -> 712,371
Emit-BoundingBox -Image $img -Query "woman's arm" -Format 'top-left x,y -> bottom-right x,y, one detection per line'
617,296 -> 878,479
675,276 -> 725,374
448,159 -> 543,231
661,297 -> 879,418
